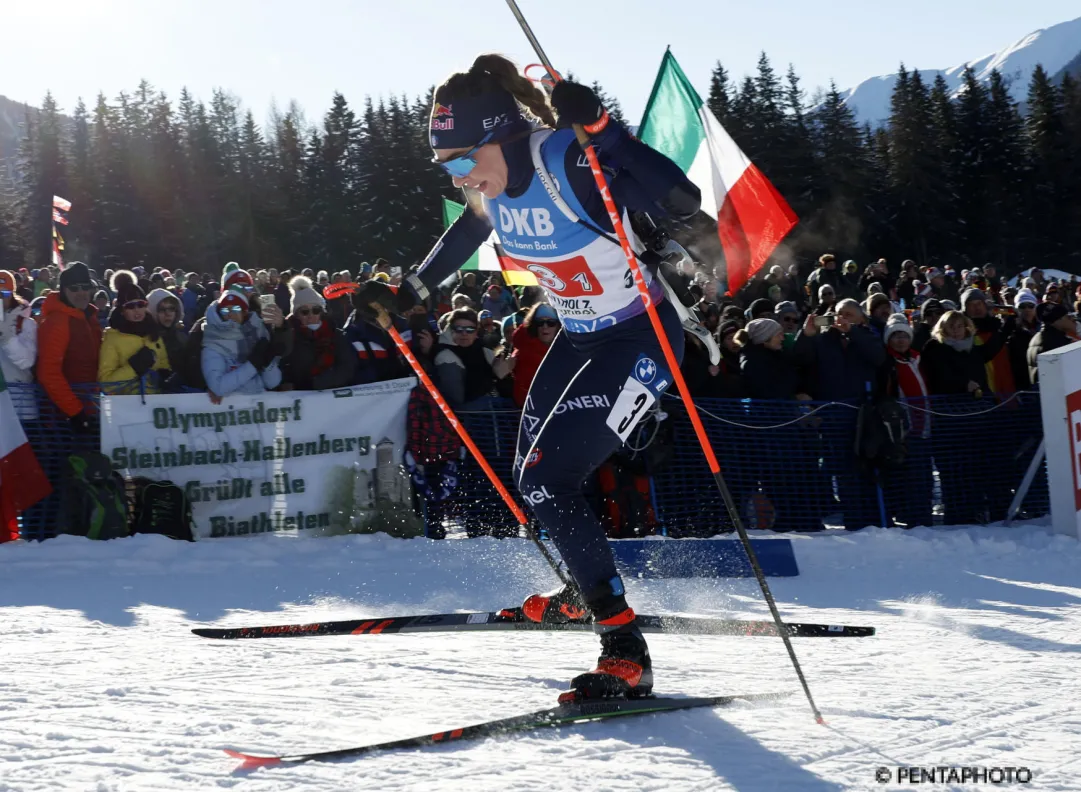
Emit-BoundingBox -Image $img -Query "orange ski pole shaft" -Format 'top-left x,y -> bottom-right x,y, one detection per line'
379,309 -> 569,583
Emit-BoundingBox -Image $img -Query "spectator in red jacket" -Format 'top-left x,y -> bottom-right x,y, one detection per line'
511,303 -> 560,408
35,262 -> 102,433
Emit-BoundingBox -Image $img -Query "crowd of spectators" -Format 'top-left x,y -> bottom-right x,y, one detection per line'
2,251 -> 1076,533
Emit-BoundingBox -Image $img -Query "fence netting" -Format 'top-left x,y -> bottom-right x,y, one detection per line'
13,383 -> 1048,541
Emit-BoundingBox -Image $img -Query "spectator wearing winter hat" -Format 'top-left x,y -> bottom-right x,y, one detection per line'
481,281 -> 515,320
510,303 -> 558,407
147,288 -> 189,391
927,268 -> 960,305
36,262 -> 102,433
476,309 -> 502,351
895,260 -> 920,307
778,300 -> 804,347
859,258 -> 893,299
180,272 -> 204,325
279,276 -> 355,392
877,313 -> 933,528
1028,303 -> 1080,385
98,281 -> 172,394
745,298 -> 775,323
734,318 -> 806,401
806,254 -> 843,310
735,315 -> 817,531
961,288 -> 1016,395
1008,289 -> 1041,389
201,287 -> 282,399
15,270 -> 33,303
0,270 -> 39,420
864,292 -> 893,339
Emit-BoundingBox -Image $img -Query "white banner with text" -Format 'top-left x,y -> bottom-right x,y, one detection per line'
100,379 -> 415,539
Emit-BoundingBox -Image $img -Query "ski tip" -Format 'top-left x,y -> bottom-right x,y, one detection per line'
225,748 -> 283,768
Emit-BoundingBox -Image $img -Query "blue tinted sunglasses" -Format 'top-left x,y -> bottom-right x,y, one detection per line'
434,132 -> 494,178
219,305 -> 245,316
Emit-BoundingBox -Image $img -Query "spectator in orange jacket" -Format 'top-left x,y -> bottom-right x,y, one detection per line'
36,262 -> 102,433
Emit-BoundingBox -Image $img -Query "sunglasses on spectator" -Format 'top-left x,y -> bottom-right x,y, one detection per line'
534,319 -> 560,328
452,325 -> 477,334
434,132 -> 494,178
781,315 -> 800,324
123,299 -> 148,310
65,283 -> 93,293
219,305 -> 245,316
1019,303 -> 1036,309
296,307 -> 323,317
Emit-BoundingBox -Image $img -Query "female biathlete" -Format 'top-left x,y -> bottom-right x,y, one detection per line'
359,53 -> 701,702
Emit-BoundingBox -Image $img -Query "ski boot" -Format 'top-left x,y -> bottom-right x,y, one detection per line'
518,582 -> 590,625
557,576 -> 653,704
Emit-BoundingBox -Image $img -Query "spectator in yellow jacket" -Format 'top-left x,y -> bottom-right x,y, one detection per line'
98,281 -> 171,393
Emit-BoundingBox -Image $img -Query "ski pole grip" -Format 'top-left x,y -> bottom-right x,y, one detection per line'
572,124 -> 592,148
373,304 -> 392,330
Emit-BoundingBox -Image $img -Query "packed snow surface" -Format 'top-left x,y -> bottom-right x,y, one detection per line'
2,524 -> 1079,791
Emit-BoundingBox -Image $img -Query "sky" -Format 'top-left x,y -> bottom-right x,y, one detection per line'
2,0 -> 1079,128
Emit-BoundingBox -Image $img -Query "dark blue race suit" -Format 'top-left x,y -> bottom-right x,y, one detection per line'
414,121 -> 700,594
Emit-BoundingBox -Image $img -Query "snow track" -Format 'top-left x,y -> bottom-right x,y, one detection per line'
1,525 -> 1079,790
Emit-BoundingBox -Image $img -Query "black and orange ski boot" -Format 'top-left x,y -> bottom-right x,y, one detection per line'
557,576 -> 653,704
521,583 -> 591,625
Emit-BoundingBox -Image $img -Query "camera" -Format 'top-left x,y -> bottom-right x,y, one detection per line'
813,315 -> 835,329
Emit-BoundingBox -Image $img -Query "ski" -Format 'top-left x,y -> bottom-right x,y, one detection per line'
225,691 -> 790,767
194,608 -> 874,640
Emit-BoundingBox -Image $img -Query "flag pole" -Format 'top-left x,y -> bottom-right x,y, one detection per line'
504,0 -> 824,724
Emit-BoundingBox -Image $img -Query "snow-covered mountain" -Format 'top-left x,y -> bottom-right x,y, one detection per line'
840,15 -> 1081,126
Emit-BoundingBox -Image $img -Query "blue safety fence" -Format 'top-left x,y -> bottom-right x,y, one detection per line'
13,383 -> 1049,541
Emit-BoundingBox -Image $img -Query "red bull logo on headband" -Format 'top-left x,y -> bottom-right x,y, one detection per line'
431,103 -> 454,131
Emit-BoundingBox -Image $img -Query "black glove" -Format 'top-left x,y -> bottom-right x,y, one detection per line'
353,280 -> 417,321
247,338 -> 273,371
128,346 -> 156,377
550,80 -> 608,132
1000,313 -> 1018,335
69,410 -> 98,435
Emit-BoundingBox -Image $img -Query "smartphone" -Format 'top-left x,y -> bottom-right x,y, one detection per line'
258,294 -> 276,310
813,315 -> 835,329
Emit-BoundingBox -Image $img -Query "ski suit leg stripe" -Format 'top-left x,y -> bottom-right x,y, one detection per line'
517,357 -> 592,490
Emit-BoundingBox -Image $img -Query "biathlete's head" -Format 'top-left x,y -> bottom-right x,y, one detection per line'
430,53 -> 555,199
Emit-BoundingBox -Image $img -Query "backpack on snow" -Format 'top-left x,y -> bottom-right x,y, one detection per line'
131,478 -> 195,541
58,452 -> 130,540
855,398 -> 909,473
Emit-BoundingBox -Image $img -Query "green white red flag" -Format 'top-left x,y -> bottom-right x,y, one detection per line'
637,50 -> 797,294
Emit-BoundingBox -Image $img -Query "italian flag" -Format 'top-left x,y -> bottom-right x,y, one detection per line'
441,198 -> 538,287
0,369 -> 52,541
637,49 -> 797,295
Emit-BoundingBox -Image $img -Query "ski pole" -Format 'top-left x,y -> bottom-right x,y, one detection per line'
374,307 -> 570,585
504,0 -> 825,724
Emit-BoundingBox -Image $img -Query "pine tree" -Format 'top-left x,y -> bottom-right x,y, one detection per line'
983,70 -> 1027,270
1024,65 -> 1069,264
808,82 -> 870,252
707,62 -> 733,126
18,93 -> 69,267
953,66 -> 990,262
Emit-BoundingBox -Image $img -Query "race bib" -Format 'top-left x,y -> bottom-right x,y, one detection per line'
606,355 -> 671,441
